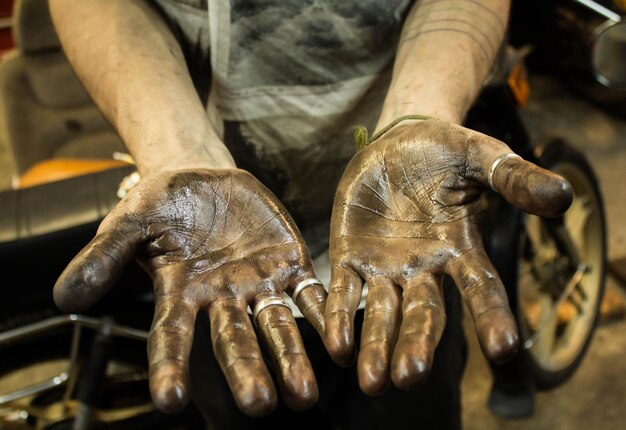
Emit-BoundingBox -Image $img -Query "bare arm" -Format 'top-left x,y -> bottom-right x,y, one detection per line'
327,0 -> 573,395
49,0 -> 235,175
49,0 -> 328,416
377,0 -> 510,127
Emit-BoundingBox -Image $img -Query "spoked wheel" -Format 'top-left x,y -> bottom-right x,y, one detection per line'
517,140 -> 606,389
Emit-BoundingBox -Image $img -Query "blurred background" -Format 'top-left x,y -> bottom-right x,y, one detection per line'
463,2 -> 626,429
0,0 -> 625,429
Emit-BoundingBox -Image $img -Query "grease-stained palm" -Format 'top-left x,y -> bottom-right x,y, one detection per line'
326,119 -> 573,394
54,169 -> 327,416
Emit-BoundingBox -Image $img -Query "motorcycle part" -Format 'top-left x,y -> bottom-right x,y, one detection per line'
517,139 -> 606,389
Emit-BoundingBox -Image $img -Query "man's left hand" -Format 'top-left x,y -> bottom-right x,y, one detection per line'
324,118 -> 572,394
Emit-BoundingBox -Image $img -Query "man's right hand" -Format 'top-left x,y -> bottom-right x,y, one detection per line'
53,168 -> 327,417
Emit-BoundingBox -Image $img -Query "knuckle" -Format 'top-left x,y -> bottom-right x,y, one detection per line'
364,305 -> 395,319
474,304 -> 512,326
403,299 -> 442,315
329,282 -> 359,295
213,325 -> 254,349
151,323 -> 191,337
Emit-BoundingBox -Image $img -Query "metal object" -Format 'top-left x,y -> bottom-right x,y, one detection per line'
591,19 -> 626,89
292,278 -> 323,304
488,153 -> 521,191
561,0 -> 626,89
574,0 -> 621,22
252,297 -> 291,323
523,262 -> 588,349
519,160 -> 604,372
0,315 -> 148,407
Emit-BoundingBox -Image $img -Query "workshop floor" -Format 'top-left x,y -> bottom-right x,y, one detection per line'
462,75 -> 626,430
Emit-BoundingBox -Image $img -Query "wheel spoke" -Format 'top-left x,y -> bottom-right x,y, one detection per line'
525,216 -> 558,272
559,302 -> 580,348
533,293 -> 559,362
525,215 -> 544,252
565,196 -> 591,259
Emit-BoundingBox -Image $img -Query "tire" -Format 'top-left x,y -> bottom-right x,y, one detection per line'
516,139 -> 607,390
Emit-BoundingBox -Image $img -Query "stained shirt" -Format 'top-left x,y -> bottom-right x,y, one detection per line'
153,0 -> 413,255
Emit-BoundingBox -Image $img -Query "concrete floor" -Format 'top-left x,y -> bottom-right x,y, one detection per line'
463,320 -> 626,430
462,75 -> 626,430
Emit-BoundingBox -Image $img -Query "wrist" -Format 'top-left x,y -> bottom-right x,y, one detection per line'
135,141 -> 236,176
377,58 -> 478,131
356,115 -> 433,150
376,89 -> 466,132
377,104 -> 462,129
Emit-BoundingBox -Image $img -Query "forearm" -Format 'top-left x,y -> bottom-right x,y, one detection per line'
49,0 -> 234,175
377,0 -> 510,128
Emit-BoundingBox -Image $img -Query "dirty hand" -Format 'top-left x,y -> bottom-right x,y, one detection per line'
325,118 -> 573,394
54,169 -> 327,416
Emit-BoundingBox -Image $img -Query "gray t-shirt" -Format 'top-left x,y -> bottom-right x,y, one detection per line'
153,0 -> 412,254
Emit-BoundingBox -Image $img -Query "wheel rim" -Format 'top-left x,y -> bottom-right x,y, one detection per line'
518,161 -> 604,373
0,359 -> 152,429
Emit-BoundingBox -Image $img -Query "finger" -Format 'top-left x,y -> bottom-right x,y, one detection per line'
53,215 -> 142,312
325,264 -> 363,366
447,247 -> 519,363
467,133 -> 573,217
288,270 -> 327,340
256,297 -> 318,411
148,293 -> 197,413
209,297 -> 277,417
358,276 -> 402,396
391,274 -> 445,391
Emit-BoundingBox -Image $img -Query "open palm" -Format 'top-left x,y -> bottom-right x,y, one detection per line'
325,119 -> 573,394
54,169 -> 326,416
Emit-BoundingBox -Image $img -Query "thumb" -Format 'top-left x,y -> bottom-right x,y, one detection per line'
53,213 -> 143,313
469,133 -> 573,217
